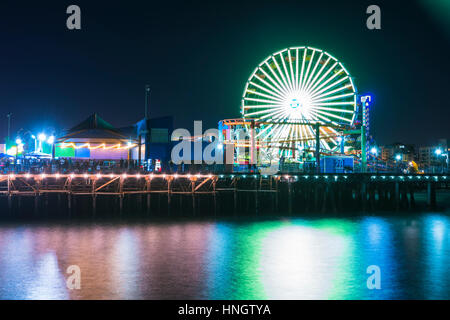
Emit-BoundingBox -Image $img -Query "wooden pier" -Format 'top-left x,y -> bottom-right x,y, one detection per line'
0,173 -> 449,218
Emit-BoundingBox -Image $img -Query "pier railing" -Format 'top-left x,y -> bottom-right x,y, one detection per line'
0,173 -> 449,217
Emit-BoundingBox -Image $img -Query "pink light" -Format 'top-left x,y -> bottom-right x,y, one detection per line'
70,173 -> 75,179
96,173 -> 102,179
83,173 -> 89,179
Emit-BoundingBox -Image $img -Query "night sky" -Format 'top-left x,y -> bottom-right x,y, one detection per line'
0,0 -> 449,145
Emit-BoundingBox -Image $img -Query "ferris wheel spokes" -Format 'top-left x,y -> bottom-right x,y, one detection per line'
242,46 -> 357,159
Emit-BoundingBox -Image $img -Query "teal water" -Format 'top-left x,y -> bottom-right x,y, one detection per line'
0,214 -> 449,299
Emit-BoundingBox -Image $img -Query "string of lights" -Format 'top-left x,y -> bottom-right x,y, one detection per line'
59,142 -> 137,150
0,173 -> 447,181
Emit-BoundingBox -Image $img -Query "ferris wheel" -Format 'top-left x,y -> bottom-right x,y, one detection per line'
241,46 -> 357,159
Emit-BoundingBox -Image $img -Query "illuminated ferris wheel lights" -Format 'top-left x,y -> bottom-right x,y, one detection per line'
242,46 -> 356,158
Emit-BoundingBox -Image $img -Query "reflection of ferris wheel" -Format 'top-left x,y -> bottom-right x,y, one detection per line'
242,46 -> 357,158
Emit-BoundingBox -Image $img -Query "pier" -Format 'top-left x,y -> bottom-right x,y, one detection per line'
0,173 -> 449,218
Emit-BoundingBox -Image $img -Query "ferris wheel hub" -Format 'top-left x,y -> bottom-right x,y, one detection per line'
284,90 -> 312,119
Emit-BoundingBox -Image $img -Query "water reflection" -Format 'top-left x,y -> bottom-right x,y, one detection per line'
0,214 -> 449,300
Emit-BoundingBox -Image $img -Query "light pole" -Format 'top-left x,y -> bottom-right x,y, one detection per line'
434,148 -> 448,174
14,138 -> 23,172
145,85 -> 150,120
6,113 -> 12,143
142,85 -> 150,164
395,154 -> 402,173
31,135 -> 37,152
370,147 -> 378,172
48,135 -> 55,159
38,133 -> 46,153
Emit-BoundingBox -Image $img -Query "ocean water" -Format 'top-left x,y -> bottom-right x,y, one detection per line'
0,213 -> 449,300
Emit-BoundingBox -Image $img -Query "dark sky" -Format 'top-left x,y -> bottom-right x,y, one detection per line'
0,0 -> 449,146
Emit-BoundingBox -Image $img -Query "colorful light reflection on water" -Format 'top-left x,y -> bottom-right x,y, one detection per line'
0,214 -> 449,299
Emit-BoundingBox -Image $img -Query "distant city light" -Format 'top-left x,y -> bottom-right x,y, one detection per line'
15,138 -> 22,145
395,154 -> 402,161
370,147 -> 378,155
435,148 -> 442,156
38,133 -> 47,141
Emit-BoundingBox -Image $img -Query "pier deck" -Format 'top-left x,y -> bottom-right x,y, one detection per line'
0,173 -> 449,217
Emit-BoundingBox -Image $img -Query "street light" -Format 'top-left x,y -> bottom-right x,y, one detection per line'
30,135 -> 38,152
38,133 -> 46,153
370,147 -> 378,172
47,135 -> 56,159
434,148 -> 447,174
394,154 -> 402,173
